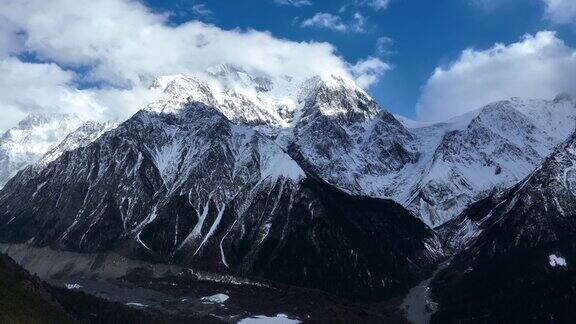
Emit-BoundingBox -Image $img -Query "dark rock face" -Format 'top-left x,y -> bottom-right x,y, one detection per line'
290,78 -> 419,198
431,132 -> 576,322
0,100 -> 445,301
219,178 -> 443,301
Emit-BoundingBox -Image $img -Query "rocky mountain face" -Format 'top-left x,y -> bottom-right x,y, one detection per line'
401,96 -> 576,227
0,89 -> 445,300
1,64 -> 575,307
163,67 -> 576,228
0,113 -> 84,189
285,75 -> 419,198
5,69 -> 571,229
431,131 -> 576,322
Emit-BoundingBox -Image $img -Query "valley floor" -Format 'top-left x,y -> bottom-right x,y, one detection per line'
1,243 -> 412,323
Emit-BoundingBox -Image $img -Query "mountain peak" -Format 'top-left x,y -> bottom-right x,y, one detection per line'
297,74 -> 378,122
553,92 -> 574,104
0,113 -> 85,188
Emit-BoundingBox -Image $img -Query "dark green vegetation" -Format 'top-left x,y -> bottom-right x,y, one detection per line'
431,133 -> 576,323
432,247 -> 576,323
0,252 -> 214,323
0,253 -> 73,323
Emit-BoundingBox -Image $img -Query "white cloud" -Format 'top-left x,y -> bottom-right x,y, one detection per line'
351,57 -> 391,88
301,13 -> 348,31
0,58 -> 105,130
376,36 -> 395,56
274,0 -> 312,7
343,1 -> 390,12
300,12 -> 366,32
0,0 -> 386,131
351,12 -> 367,32
471,0 -> 576,24
365,0 -> 391,10
417,31 -> 576,121
190,3 -> 213,17
543,0 -> 576,25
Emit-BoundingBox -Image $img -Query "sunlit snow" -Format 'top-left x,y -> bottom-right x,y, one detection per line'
549,254 -> 567,268
238,314 -> 301,324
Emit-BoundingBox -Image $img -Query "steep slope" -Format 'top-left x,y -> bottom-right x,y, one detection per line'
0,113 -> 84,188
0,252 -> 74,323
285,75 -> 419,197
0,96 -> 445,301
431,131 -> 576,322
148,71 -> 420,200
148,71 -> 576,228
34,121 -> 117,171
402,95 -> 576,227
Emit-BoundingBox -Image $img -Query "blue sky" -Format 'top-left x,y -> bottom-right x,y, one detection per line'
142,0 -> 576,118
1,0 -> 576,130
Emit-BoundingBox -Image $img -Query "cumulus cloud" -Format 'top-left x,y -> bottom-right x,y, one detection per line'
543,0 -> 576,25
0,58 -> 105,130
471,0 -> 576,24
351,57 -> 391,88
362,0 -> 391,10
300,12 -> 366,32
301,13 -> 349,31
417,31 -> 576,121
274,0 -> 312,7
0,0 -> 386,131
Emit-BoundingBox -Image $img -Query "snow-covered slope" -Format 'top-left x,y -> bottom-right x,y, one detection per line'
0,114 -> 84,188
35,121 -> 117,171
285,75 -> 419,197
147,64 -> 304,135
146,70 -> 421,200
144,70 -> 576,228
0,92 -> 445,300
431,131 -> 576,322
441,128 -> 576,251
400,95 -> 576,227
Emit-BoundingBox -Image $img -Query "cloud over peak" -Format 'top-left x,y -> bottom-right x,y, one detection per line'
417,31 -> 576,121
0,0 -> 387,131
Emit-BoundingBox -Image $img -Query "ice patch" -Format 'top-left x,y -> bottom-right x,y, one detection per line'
238,314 -> 301,323
549,254 -> 567,268
200,293 -> 229,304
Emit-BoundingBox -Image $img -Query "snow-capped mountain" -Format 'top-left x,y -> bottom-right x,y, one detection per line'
112,70 -> 576,229
0,114 -> 84,189
285,75 -> 419,197
34,121 -> 117,171
395,95 -> 576,227
0,89 -> 445,300
150,71 -> 418,192
2,63 -> 575,313
431,130 -> 576,322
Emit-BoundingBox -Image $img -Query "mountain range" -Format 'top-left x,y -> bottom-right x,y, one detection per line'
0,65 -> 574,321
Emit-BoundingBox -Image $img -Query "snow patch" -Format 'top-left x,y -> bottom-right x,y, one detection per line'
238,314 -> 301,324
200,293 -> 229,304
549,254 -> 567,268
126,302 -> 148,308
65,283 -> 82,290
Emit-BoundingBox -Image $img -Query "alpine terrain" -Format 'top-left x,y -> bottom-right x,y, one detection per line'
432,130 -> 576,322
0,70 -> 446,302
0,65 -> 575,322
